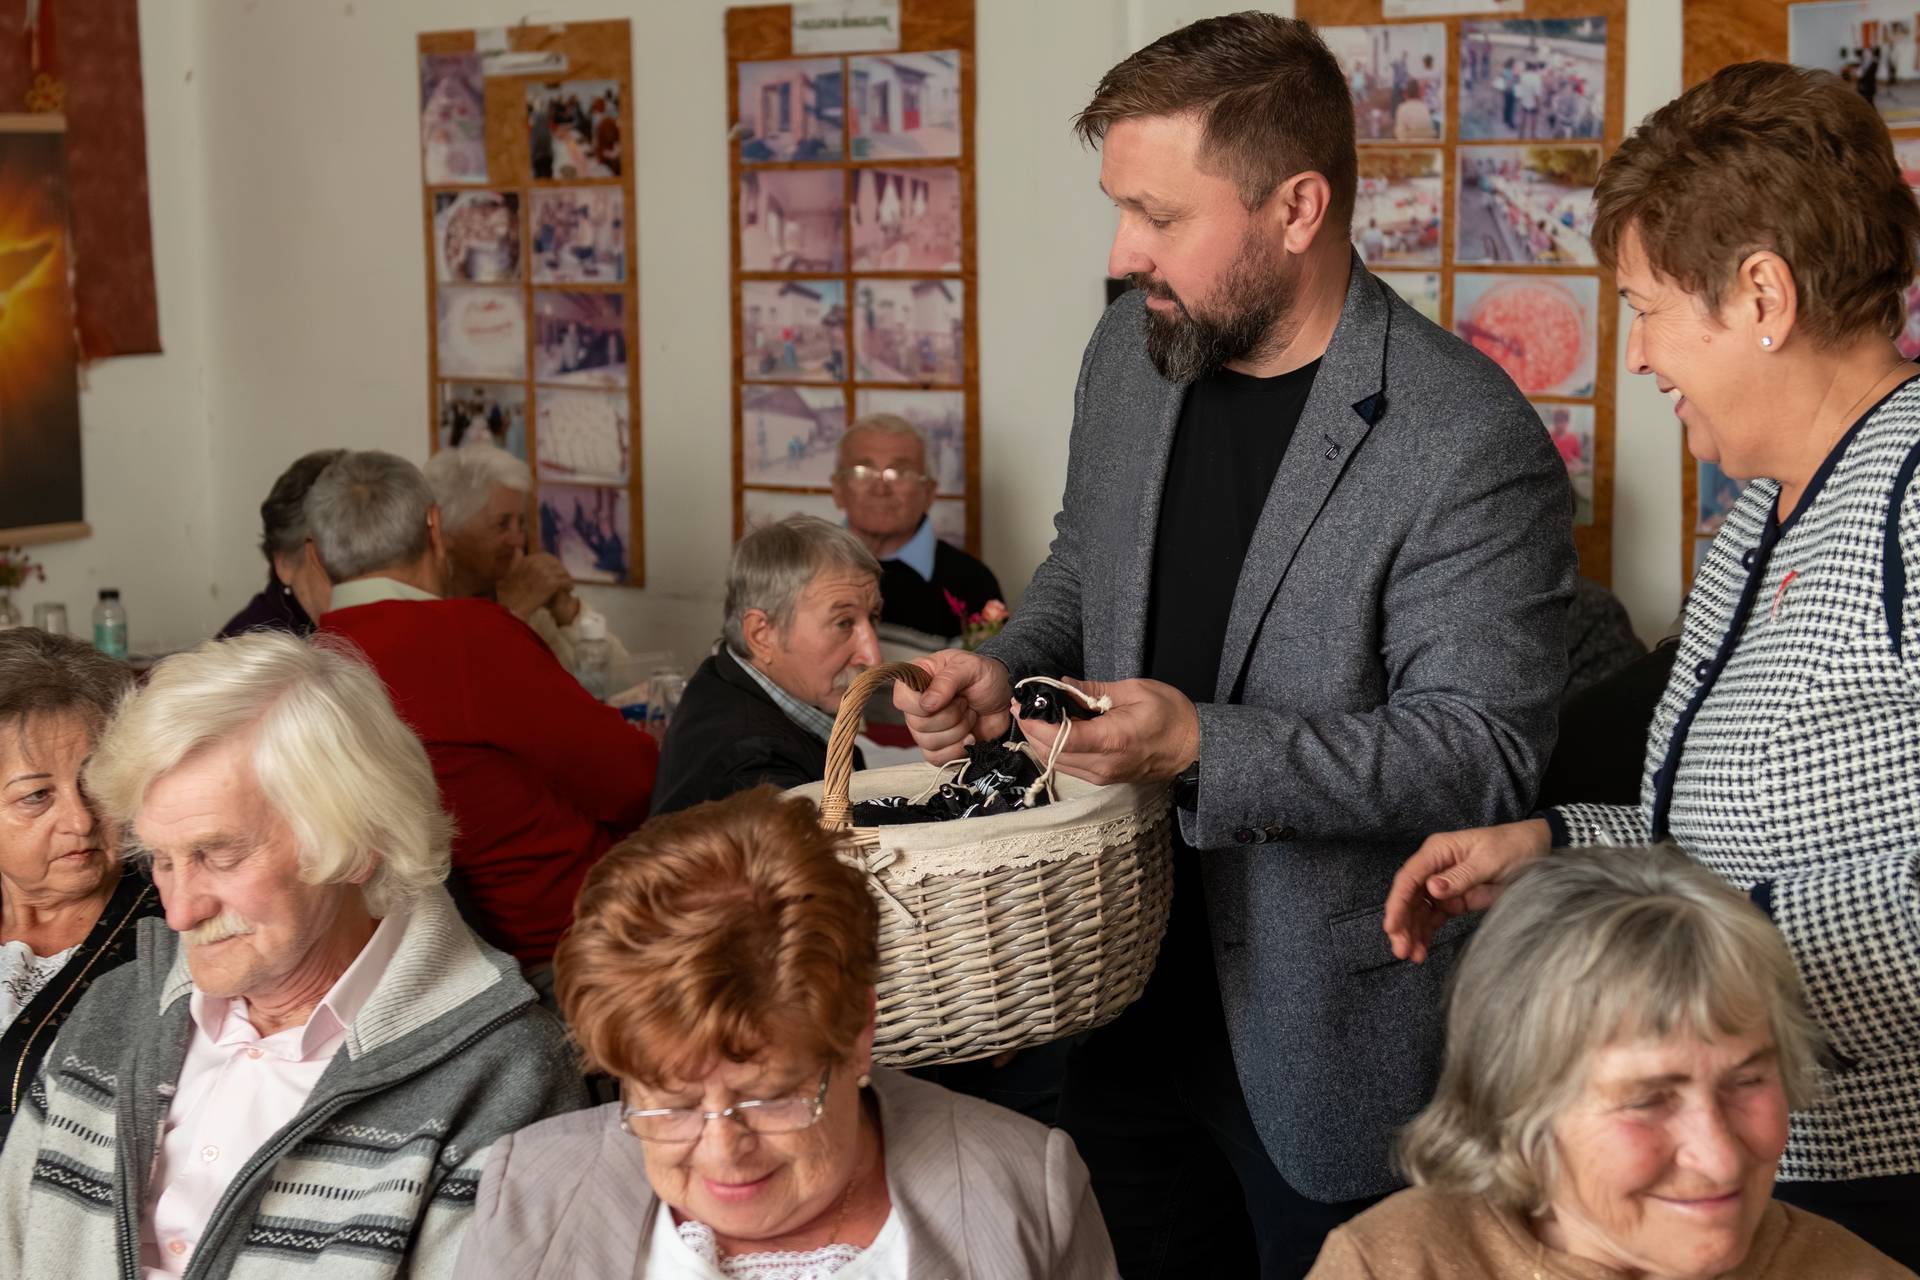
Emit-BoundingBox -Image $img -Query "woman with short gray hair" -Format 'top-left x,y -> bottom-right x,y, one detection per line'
653,516 -> 882,816
1312,848 -> 1910,1278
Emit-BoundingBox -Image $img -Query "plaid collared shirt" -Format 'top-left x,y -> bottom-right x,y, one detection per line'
726,649 -> 838,743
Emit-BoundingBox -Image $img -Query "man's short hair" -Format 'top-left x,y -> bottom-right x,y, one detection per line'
305,450 -> 437,582
1396,846 -> 1824,1213
86,632 -> 452,916
1592,61 -> 1920,347
836,413 -> 927,472
1074,12 -> 1358,230
722,516 -> 881,654
423,443 -> 531,534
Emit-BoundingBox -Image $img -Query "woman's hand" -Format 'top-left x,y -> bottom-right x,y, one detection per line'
1383,818 -> 1551,962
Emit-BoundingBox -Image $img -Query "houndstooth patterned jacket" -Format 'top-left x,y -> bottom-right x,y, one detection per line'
1548,377 -> 1920,1184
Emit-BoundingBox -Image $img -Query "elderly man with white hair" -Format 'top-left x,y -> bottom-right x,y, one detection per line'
650,515 -> 882,815
0,633 -> 587,1280
422,443 -> 624,672
309,450 -> 657,977
830,414 -> 1002,641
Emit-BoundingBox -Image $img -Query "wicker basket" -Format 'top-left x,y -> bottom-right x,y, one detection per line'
788,661 -> 1174,1068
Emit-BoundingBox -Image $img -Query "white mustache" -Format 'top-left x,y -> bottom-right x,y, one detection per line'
183,909 -> 256,947
831,664 -> 870,695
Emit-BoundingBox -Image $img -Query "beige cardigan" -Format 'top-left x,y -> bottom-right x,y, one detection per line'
1307,1187 -> 1916,1279
452,1066 -> 1118,1279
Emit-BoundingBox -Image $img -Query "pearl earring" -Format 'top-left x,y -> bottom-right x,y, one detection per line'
856,1072 -> 872,1088
1760,336 -> 1774,348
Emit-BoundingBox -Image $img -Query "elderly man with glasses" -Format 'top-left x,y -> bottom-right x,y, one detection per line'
829,414 -> 1002,642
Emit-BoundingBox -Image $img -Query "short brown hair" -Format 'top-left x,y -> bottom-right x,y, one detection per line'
0,628 -> 132,742
1592,61 -> 1920,346
1075,12 -> 1358,231
555,787 -> 879,1087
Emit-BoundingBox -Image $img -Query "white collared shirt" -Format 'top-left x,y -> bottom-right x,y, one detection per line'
139,908 -> 409,1277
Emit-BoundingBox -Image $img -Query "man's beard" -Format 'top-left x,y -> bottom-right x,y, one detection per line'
1132,231 -> 1297,384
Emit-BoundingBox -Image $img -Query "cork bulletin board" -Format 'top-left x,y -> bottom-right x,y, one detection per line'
1680,0 -> 1920,587
417,20 -> 644,587
725,0 -> 981,554
1298,0 -> 1629,587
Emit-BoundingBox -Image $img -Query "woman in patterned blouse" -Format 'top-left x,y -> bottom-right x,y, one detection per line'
1384,62 -> 1920,1269
0,629 -> 160,1142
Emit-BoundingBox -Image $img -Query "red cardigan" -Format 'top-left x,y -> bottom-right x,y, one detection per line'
322,597 -> 656,963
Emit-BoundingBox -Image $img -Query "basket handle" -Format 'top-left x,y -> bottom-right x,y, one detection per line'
820,660 -> 933,831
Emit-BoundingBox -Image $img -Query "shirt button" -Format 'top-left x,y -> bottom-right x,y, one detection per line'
1694,660 -> 1711,680
1741,548 -> 1757,569
245,1048 -> 263,1060
167,1240 -> 188,1256
1234,828 -> 1256,844
201,1145 -> 219,1162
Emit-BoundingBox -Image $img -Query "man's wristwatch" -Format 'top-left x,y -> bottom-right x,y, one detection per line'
1173,760 -> 1201,811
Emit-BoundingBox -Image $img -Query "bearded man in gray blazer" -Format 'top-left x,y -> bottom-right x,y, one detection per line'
896,14 -> 1575,1280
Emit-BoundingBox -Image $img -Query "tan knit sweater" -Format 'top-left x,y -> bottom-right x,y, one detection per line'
1307,1188 -> 1915,1279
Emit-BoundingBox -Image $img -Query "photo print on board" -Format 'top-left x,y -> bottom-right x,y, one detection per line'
853,278 -> 964,385
742,279 -> 848,383
434,191 -> 521,284
849,51 -> 963,159
738,58 -> 846,162
1453,272 -> 1598,398
438,382 -> 528,459
1354,149 -> 1443,266
739,170 -> 848,273
540,482 -> 630,583
530,188 -> 626,284
529,80 -> 623,179
1455,145 -> 1600,266
1321,24 -> 1447,141
1459,18 -> 1606,141
741,385 -> 849,489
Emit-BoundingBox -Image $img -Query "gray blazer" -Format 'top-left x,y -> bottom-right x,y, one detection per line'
452,1067 -> 1118,1279
980,258 -> 1575,1202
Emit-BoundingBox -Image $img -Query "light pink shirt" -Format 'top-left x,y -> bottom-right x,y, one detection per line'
139,909 -> 409,1278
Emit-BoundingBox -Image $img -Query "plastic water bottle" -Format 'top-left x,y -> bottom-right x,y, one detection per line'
573,612 -> 611,702
92,589 -> 129,660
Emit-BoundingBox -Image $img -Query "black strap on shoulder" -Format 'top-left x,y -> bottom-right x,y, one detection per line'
1886,435 -> 1920,658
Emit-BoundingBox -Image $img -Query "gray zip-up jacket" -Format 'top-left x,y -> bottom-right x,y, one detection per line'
0,884 -> 588,1279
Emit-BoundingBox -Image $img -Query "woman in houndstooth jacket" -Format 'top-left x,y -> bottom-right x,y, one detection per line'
1384,63 -> 1920,1270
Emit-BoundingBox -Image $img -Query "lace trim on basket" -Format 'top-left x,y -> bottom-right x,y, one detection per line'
840,791 -> 1172,886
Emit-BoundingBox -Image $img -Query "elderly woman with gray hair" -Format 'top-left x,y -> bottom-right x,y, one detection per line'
650,515 -> 882,815
421,443 -> 624,672
1314,847 -> 1912,1279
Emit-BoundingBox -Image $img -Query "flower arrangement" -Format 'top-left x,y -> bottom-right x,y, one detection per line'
948,592 -> 1009,651
0,548 -> 44,592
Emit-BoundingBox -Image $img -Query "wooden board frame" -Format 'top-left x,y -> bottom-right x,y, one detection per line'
726,1 -> 981,554
418,21 -> 645,587
1299,0 -> 1629,586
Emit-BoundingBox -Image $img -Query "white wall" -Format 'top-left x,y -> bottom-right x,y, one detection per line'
17,0 -> 1690,654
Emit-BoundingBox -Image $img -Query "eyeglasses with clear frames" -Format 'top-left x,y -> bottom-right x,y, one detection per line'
836,464 -> 932,488
621,1065 -> 833,1143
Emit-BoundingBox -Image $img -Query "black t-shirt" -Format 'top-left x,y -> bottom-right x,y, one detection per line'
1143,361 -> 1322,702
